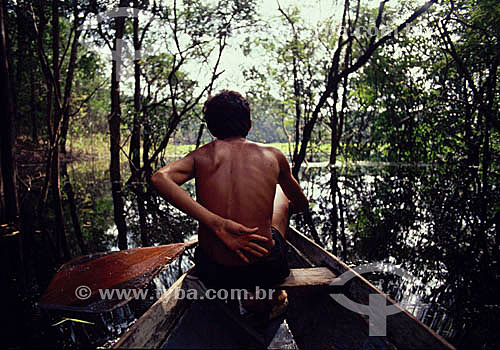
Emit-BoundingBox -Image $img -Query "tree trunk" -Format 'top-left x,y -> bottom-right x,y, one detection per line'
50,0 -> 70,261
0,0 -> 19,222
30,66 -> 38,144
130,4 -> 148,246
0,161 -> 4,221
338,184 -> 347,258
329,32 -> 350,257
130,4 -> 141,174
59,110 -> 70,154
33,0 -> 52,218
51,145 -> 70,260
110,0 -> 129,250
329,168 -> 339,255
15,1 -> 25,120
195,122 -> 205,149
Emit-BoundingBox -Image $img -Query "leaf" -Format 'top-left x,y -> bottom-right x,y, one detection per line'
52,317 -> 95,327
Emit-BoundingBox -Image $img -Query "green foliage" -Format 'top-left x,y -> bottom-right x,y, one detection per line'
242,4 -> 335,156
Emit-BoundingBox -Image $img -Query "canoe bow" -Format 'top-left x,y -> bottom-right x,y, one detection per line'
39,241 -> 197,313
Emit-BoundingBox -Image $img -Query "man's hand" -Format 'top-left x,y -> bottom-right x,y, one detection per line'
212,219 -> 270,264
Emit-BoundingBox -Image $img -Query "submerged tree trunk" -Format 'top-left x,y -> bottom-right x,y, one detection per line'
328,29 -> 350,256
0,0 -> 19,222
62,164 -> 87,254
51,145 -> 70,260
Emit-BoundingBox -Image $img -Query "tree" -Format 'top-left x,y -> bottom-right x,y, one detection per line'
30,0 -> 90,260
0,0 -> 19,223
245,0 -> 438,252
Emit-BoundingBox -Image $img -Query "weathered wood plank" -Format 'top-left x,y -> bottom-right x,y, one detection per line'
277,267 -> 337,289
113,272 -> 191,349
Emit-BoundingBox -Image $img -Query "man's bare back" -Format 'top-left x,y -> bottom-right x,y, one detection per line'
153,136 -> 307,266
195,137 -> 284,265
151,90 -> 307,269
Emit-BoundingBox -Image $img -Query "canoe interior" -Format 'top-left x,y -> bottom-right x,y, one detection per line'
285,228 -> 454,350
115,228 -> 454,349
158,250 -> 380,349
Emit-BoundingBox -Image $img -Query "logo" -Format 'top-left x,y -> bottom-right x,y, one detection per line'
330,262 -> 422,336
75,285 -> 92,300
78,7 -> 154,82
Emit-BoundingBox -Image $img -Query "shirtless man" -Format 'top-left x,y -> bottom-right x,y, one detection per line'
151,90 -> 308,291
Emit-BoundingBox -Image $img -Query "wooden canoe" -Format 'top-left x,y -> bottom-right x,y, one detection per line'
114,227 -> 455,349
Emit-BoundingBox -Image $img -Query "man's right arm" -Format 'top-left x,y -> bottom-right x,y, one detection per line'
275,150 -> 309,214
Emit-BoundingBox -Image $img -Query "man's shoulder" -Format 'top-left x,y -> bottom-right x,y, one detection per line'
192,139 -> 285,162
185,140 -> 217,158
245,140 -> 285,156
248,142 -> 289,167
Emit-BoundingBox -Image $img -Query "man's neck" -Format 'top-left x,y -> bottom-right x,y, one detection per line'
220,136 -> 246,142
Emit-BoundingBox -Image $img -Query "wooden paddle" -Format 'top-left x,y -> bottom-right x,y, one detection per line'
39,241 -> 197,313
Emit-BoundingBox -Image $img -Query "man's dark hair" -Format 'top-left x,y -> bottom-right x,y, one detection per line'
203,90 -> 251,139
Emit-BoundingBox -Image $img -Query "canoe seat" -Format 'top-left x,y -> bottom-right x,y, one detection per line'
276,267 -> 337,289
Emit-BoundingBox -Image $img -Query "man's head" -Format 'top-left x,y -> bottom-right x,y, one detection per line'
203,90 -> 251,139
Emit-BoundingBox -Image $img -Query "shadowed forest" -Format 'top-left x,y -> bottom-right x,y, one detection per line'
1,0 -> 498,348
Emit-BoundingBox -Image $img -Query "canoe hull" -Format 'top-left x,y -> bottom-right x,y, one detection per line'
115,227 -> 454,349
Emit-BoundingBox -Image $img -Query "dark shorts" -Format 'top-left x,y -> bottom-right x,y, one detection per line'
193,227 -> 290,290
